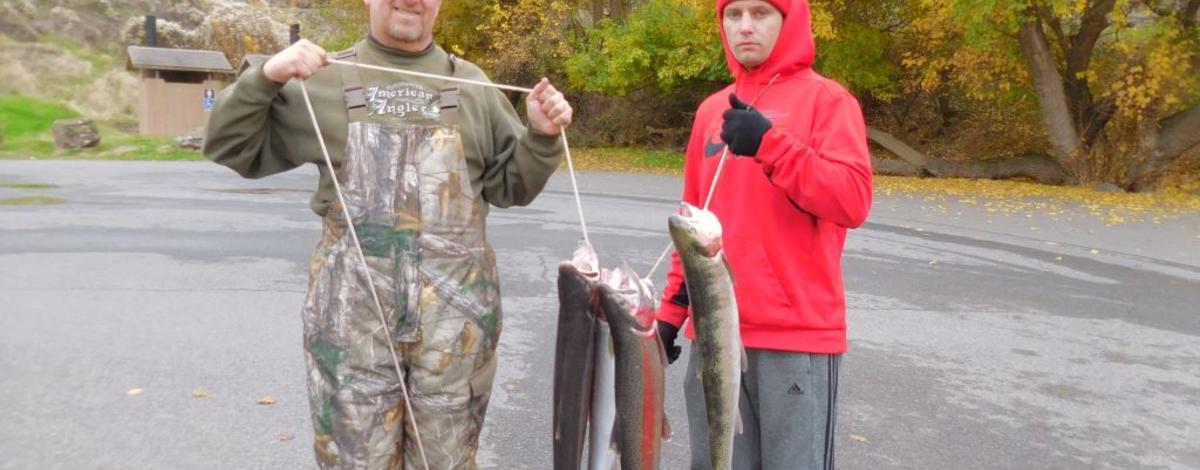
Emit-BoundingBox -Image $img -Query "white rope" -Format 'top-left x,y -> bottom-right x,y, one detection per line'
330,59 -> 534,93
298,80 -> 431,470
560,132 -> 589,245
643,75 -> 780,284
702,146 -> 731,211
328,59 -> 591,244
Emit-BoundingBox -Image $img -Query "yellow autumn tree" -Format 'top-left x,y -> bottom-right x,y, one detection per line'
901,0 -> 1200,190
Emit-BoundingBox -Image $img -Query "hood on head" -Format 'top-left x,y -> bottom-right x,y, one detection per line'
716,0 -> 813,83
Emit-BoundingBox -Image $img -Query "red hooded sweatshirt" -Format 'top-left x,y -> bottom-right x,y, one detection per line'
657,0 -> 872,354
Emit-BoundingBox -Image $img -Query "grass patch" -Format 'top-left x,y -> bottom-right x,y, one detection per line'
56,134 -> 205,161
0,183 -> 58,189
0,95 -> 79,141
567,147 -> 684,174
0,196 -> 66,205
0,95 -> 204,161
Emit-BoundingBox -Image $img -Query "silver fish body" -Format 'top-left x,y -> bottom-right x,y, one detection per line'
599,263 -> 668,470
552,241 -> 600,470
668,203 -> 742,470
587,319 -> 619,470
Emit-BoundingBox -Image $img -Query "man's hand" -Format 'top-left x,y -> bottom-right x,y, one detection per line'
657,321 -> 683,365
721,94 -> 773,156
527,78 -> 573,136
262,39 -> 329,84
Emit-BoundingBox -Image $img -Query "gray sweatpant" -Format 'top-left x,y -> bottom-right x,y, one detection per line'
684,347 -> 841,470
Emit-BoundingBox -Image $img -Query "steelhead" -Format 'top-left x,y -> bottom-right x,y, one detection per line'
668,203 -> 743,470
552,241 -> 600,470
587,318 -> 619,470
598,263 -> 669,470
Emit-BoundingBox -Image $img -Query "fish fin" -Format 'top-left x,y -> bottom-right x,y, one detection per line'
609,418 -> 622,451
662,412 -> 673,441
654,324 -> 670,366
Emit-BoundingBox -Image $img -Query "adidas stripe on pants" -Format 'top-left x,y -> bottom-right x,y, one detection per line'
683,347 -> 841,470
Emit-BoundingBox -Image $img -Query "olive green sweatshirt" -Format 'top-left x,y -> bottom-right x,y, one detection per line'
203,36 -> 564,216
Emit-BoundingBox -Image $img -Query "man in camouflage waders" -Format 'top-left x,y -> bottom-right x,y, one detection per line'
203,0 -> 574,467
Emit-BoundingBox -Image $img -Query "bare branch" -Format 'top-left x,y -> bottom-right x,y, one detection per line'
1034,4 -> 1071,57
1066,0 -> 1117,79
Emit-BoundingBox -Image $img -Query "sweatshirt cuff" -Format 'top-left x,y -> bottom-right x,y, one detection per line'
754,127 -> 794,176
523,128 -> 564,159
656,301 -> 689,328
237,63 -> 287,105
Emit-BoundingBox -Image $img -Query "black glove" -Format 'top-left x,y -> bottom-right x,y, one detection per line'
720,94 -> 772,157
658,321 -> 682,365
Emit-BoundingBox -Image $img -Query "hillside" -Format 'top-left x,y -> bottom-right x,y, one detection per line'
0,0 -> 341,128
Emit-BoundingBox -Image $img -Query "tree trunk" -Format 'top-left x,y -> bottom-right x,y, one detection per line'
925,154 -> 1068,184
1018,18 -> 1083,178
870,153 -> 1068,184
592,0 -> 604,25
1128,103 -> 1200,191
870,156 -> 923,176
1065,0 -> 1116,149
1184,0 -> 1199,30
609,0 -> 624,22
867,126 -> 935,175
868,127 -> 1068,184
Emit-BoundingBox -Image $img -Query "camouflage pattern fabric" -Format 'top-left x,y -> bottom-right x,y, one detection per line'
302,122 -> 501,469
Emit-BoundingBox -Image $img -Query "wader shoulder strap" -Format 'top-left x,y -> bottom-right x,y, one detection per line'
333,47 -> 368,122
439,54 -> 463,128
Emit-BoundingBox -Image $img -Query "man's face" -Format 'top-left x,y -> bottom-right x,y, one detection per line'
364,0 -> 442,52
722,0 -> 783,70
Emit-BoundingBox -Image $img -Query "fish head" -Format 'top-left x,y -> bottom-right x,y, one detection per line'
667,202 -> 723,259
600,262 -> 658,333
570,238 -> 600,281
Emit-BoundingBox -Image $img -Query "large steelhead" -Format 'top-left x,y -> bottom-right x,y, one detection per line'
668,203 -> 742,470
598,263 -> 669,470
552,241 -> 600,470
587,318 -> 619,470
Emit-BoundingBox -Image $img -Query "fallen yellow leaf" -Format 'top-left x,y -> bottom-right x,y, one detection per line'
126,388 -> 143,397
276,432 -> 295,442
850,434 -> 868,443
192,388 -> 210,399
257,396 -> 276,405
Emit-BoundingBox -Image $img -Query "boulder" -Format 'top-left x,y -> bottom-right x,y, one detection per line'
204,4 -> 288,66
0,3 -> 38,42
52,118 -> 100,149
175,135 -> 204,150
122,16 -> 203,50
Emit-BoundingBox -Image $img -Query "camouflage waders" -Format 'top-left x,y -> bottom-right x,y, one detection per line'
301,47 -> 501,469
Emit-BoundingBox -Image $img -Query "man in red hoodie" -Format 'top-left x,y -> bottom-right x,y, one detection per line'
655,0 -> 872,467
